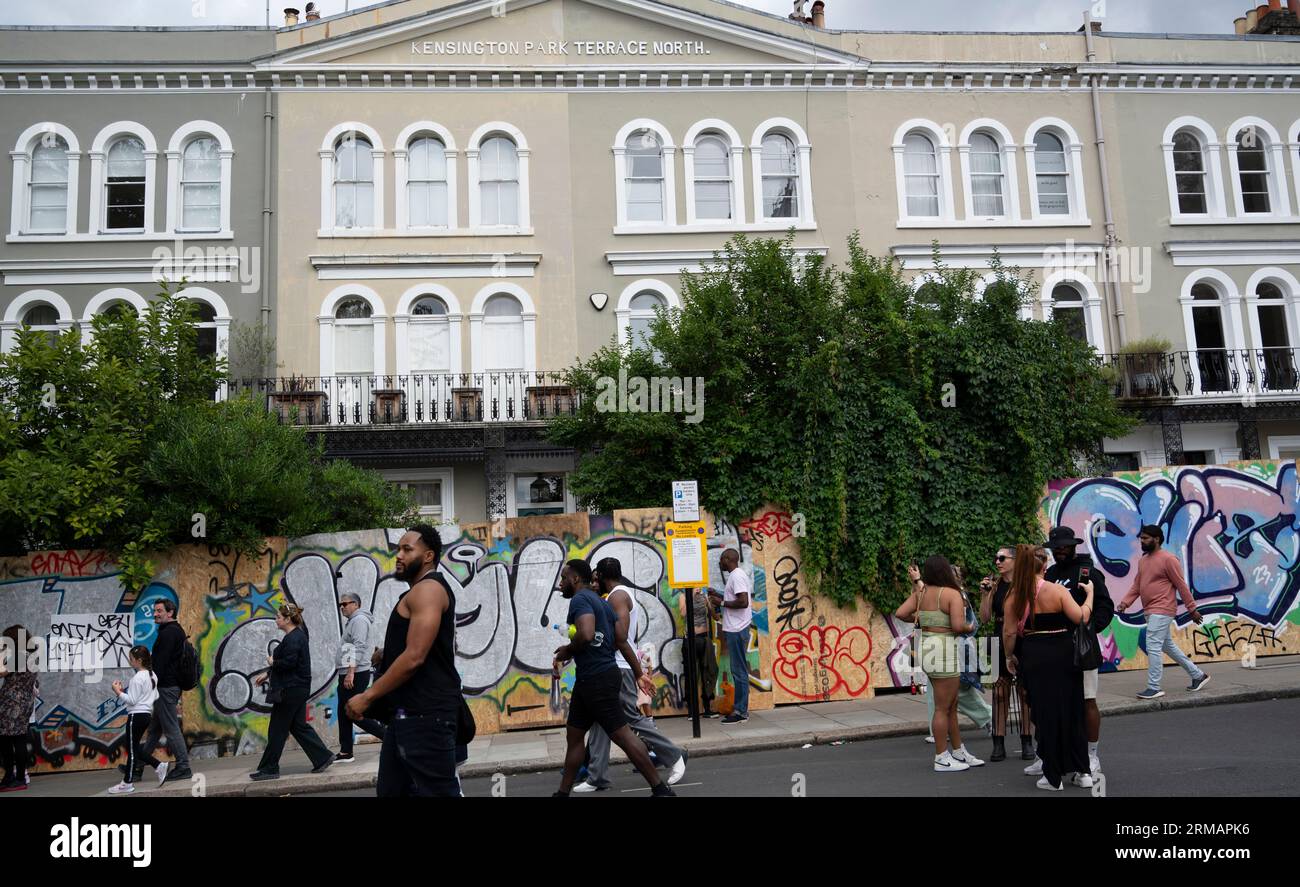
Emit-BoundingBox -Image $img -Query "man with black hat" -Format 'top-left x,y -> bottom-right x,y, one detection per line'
1046,525 -> 1114,782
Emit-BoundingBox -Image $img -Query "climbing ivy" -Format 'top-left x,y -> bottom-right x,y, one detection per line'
549,235 -> 1135,609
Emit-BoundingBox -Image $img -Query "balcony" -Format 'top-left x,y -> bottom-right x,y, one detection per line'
224,372 -> 580,427
1103,349 -> 1300,401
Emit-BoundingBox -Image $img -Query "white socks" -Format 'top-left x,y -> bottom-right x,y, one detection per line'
1088,741 -> 1099,756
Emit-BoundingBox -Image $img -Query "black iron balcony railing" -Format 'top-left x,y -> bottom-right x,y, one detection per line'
222,372 -> 580,426
1102,349 -> 1300,400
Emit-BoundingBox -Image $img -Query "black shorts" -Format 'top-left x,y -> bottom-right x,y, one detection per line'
567,669 -> 628,735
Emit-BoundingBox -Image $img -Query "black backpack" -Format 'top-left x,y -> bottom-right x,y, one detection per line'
177,636 -> 200,691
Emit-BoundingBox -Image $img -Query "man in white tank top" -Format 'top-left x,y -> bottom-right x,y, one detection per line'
572,557 -> 688,793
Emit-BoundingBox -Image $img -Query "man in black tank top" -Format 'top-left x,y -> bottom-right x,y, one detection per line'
346,525 -> 462,797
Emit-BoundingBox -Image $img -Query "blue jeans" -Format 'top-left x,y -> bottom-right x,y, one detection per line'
1145,614 -> 1205,691
724,629 -> 750,717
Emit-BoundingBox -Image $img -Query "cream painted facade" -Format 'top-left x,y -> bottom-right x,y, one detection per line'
4,0 -> 1300,520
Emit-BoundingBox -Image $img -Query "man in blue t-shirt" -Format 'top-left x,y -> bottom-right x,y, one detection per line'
552,559 -> 675,797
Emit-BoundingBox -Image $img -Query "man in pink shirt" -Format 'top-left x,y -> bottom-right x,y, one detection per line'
1116,525 -> 1209,699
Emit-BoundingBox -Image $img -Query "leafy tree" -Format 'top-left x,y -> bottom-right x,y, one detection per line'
550,236 -> 1135,608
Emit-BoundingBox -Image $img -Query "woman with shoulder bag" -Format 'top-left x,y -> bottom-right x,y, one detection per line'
249,604 -> 335,780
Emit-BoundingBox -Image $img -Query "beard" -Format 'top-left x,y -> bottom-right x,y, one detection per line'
1140,541 -> 1156,553
397,559 -> 424,584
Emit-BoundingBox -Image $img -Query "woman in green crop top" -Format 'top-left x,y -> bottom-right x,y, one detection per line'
894,556 -> 982,773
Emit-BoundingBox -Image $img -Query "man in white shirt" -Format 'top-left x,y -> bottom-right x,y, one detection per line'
710,548 -> 752,724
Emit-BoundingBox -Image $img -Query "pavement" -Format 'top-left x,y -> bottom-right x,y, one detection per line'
10,654 -> 1300,798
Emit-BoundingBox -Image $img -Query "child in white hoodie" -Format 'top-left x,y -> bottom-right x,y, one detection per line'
108,645 -> 163,795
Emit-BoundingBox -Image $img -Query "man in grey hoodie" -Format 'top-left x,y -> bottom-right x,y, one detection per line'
335,593 -> 386,762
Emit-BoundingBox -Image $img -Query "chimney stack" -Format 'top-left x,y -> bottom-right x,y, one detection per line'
284,7 -> 300,26
1246,8 -> 1260,29
1235,15 -> 1249,33
811,1 -> 826,29
305,2 -> 320,21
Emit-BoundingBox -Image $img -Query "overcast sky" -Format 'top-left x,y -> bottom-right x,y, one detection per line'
0,0 -> 1252,34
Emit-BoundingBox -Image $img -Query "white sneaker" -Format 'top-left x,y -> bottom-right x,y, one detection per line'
667,756 -> 687,786
924,735 -> 935,744
1024,757 -> 1044,776
571,780 -> 604,793
1069,772 -> 1094,788
1036,776 -> 1063,792
952,746 -> 985,767
108,781 -> 135,795
156,761 -> 169,786
1089,755 -> 1101,777
934,752 -> 970,773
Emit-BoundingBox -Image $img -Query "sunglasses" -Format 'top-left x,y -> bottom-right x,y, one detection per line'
995,555 -> 1014,563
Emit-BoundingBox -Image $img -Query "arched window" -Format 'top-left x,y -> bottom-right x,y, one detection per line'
903,133 -> 940,218
1172,131 -> 1209,215
334,135 -> 374,229
334,297 -> 375,375
180,138 -> 221,231
105,137 -> 147,230
625,130 -> 666,223
1253,281 -> 1297,391
1032,131 -> 1069,216
760,132 -> 799,220
968,131 -> 1006,218
479,137 -> 519,227
409,295 -> 451,374
628,291 -> 666,349
20,303 -> 63,346
692,134 -> 732,221
407,137 -> 449,228
482,294 -> 524,372
1190,282 -> 1231,393
189,299 -> 218,360
1051,283 -> 1087,342
28,136 -> 70,233
1236,128 -> 1272,215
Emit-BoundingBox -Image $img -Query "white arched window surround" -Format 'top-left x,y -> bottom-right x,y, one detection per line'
165,121 -> 234,236
89,122 -> 158,235
1244,267 -> 1300,355
958,119 -> 1020,222
0,289 -> 74,352
1162,117 -> 1228,221
1226,117 -> 1293,220
10,123 -> 81,237
80,288 -> 149,346
175,286 -> 231,362
1040,270 -> 1105,350
892,119 -> 956,224
319,122 -> 385,235
395,121 -> 459,232
616,279 -> 681,347
1290,120 -> 1300,219
1024,118 -> 1089,223
683,120 -> 745,228
612,119 -> 677,228
1179,269 -> 1245,395
395,283 -> 463,375
319,284 -> 387,377
750,118 -> 815,227
467,122 -> 531,232
469,282 -> 536,374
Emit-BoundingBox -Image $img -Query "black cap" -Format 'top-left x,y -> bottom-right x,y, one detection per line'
1048,527 -> 1084,548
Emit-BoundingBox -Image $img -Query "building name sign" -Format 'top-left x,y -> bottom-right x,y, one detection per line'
410,39 -> 711,57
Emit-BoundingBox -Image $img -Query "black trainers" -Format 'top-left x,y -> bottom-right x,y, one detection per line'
311,755 -> 336,774
249,770 -> 279,781
164,767 -> 193,782
651,782 -> 677,797
334,752 -> 355,763
1188,674 -> 1211,692
721,713 -> 748,724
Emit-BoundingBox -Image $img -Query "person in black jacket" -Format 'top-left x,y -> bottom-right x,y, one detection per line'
249,604 -> 334,781
134,600 -> 192,782
1045,525 -> 1115,782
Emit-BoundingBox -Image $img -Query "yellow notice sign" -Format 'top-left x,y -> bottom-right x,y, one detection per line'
664,521 -> 709,588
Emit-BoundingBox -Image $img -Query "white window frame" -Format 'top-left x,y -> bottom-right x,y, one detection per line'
10,123 -> 81,237
616,279 -> 681,347
1024,118 -> 1089,224
175,286 -> 232,364
1040,271 -> 1105,351
612,119 -> 677,229
1227,117 -> 1293,220
1179,269 -> 1245,396
506,471 -> 576,517
683,119 -> 745,227
750,118 -> 815,228
958,120 -> 1020,223
319,284 -> 387,377
395,121 -> 458,232
467,121 -> 531,233
319,122 -> 384,236
394,282 -> 463,376
384,468 -> 455,523
469,282 -> 537,374
165,121 -> 234,236
1267,435 -> 1300,460
893,119 -> 955,224
1162,117 -> 1228,222
80,288 -> 149,346
89,122 -> 157,235
1244,267 -> 1300,355
0,289 -> 75,353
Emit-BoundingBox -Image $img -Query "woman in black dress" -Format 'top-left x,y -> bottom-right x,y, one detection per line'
1002,545 -> 1094,791
980,547 -> 1033,762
